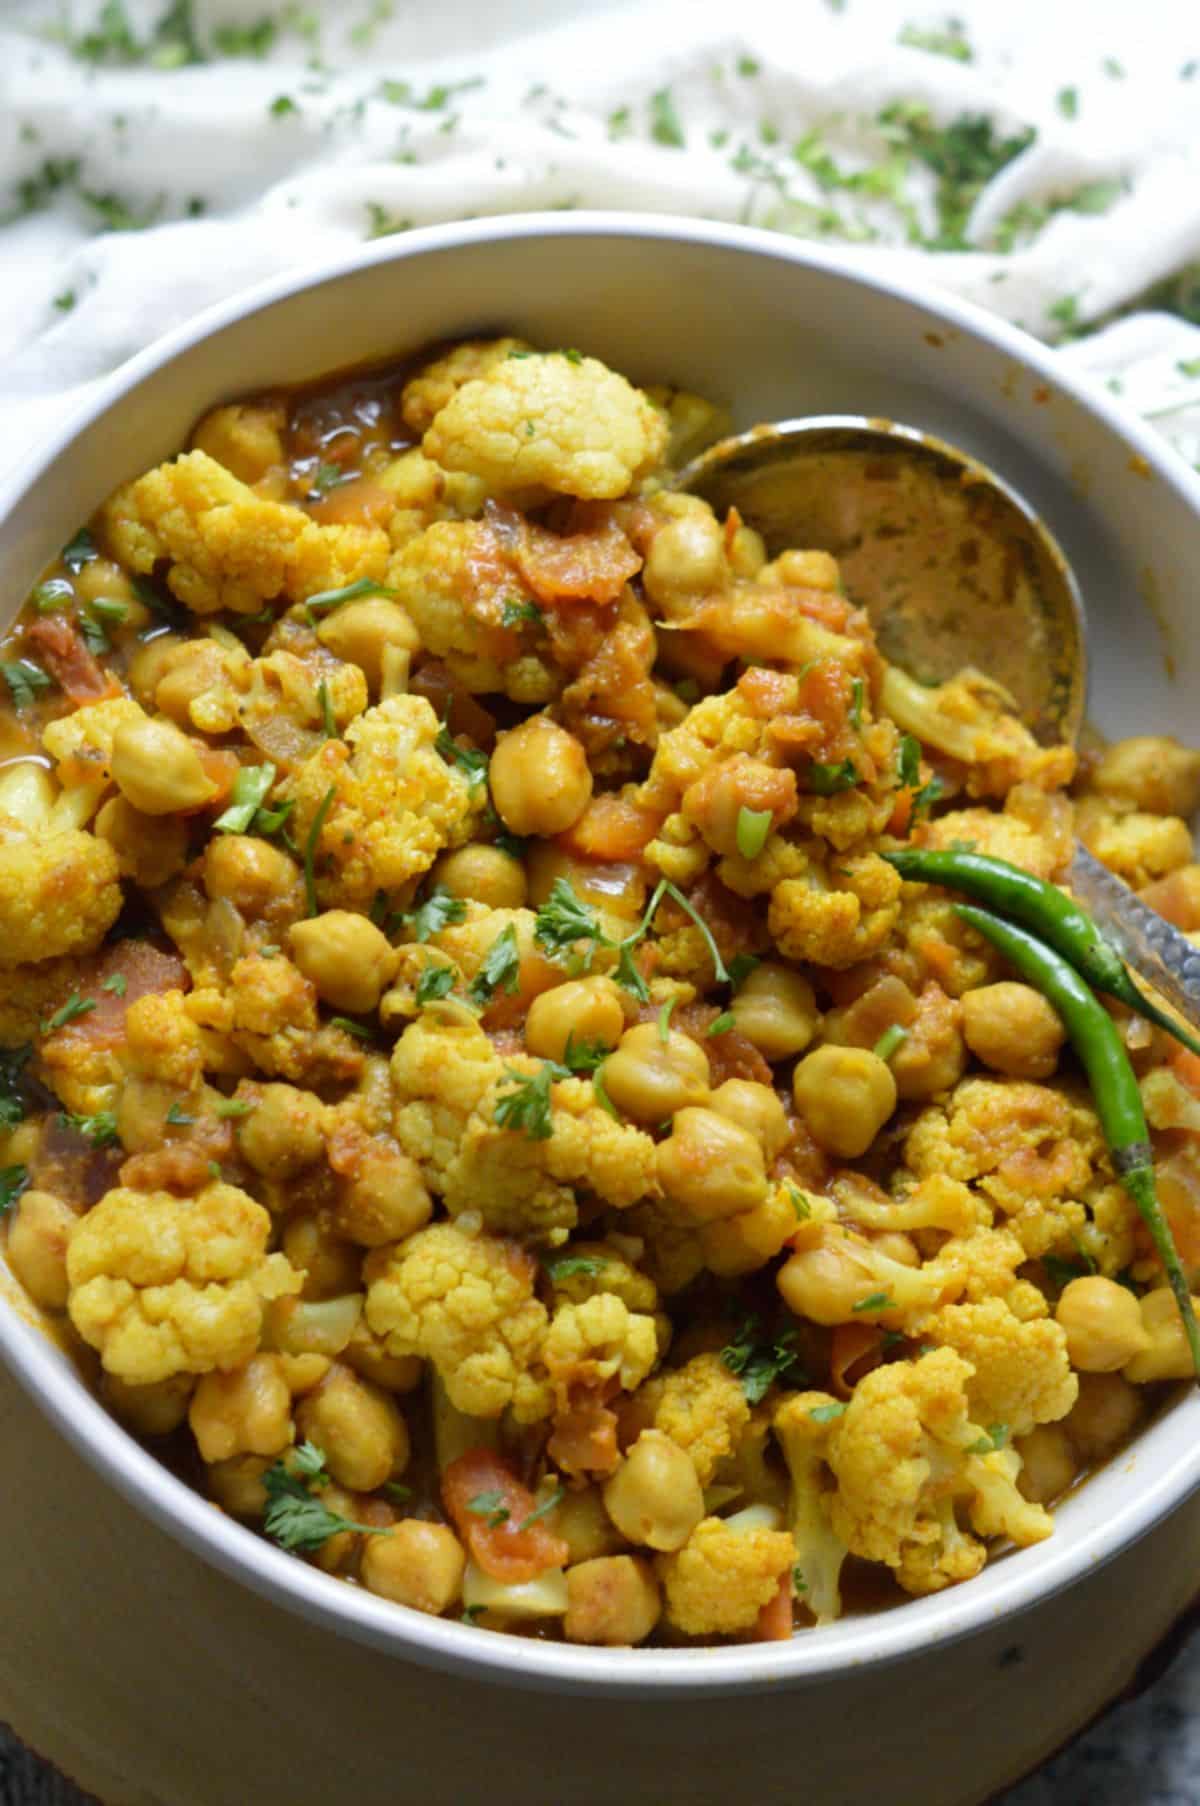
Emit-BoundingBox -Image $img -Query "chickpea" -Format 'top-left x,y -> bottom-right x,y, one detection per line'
153,640 -> 238,727
871,1230 -> 920,1268
526,977 -> 626,1064
127,632 -> 184,706
102,1371 -> 195,1437
1064,1371 -> 1143,1461
776,1225 -> 912,1326
962,982 -> 1066,1081
95,794 -> 188,888
295,1363 -> 409,1493
656,1107 -> 768,1223
1122,1287 -> 1200,1384
206,1454 -> 271,1519
1055,1276 -> 1151,1372
601,1023 -> 711,1124
5,1188 -> 77,1309
288,910 -> 397,1015
110,716 -> 216,815
342,1319 -> 423,1393
282,1214 -> 363,1301
554,1486 -> 629,1565
362,1520 -> 466,1615
262,1294 -> 362,1360
730,963 -> 819,1061
525,841 -> 646,926
792,1045 -> 896,1159
681,754 -> 796,860
73,557 -> 137,610
237,1083 -> 327,1180
316,598 -> 418,693
643,506 -> 726,616
602,1430 -> 705,1551
489,716 -> 593,838
1093,735 -> 1200,819
188,1355 -> 294,1464
332,1141 -> 432,1247
204,835 -> 304,920
708,1078 -> 790,1161
434,843 -> 527,910
564,1555 -> 662,1646
310,1482 -> 365,1575
1015,1426 -> 1078,1506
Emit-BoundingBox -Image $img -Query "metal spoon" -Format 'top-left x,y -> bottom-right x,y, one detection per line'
676,414 -> 1200,1025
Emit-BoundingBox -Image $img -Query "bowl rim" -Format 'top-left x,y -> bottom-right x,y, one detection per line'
3,208 -> 1199,1696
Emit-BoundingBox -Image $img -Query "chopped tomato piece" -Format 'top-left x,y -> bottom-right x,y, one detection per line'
547,1387 -> 620,1478
750,1571 -> 794,1641
26,616 -> 120,703
441,1447 -> 569,1584
515,516 -> 642,605
558,794 -> 663,863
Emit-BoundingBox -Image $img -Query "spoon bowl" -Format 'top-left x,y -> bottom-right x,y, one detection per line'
676,414 -> 1087,747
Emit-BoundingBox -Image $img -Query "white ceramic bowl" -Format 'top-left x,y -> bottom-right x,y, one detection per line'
2,213 -> 1198,1698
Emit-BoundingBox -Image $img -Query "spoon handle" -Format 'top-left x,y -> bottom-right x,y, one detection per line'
1069,845 -> 1200,1032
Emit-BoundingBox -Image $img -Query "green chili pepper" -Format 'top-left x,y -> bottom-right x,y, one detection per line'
954,903 -> 1200,1385
884,848 -> 1200,1060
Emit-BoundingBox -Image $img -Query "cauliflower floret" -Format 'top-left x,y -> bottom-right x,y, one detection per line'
773,1391 -> 850,1624
387,518 -> 554,700
389,1015 -> 658,1239
190,399 -> 286,486
545,1240 -> 658,1314
225,953 -> 365,1086
768,850 -> 901,969
400,337 -> 532,436
41,696 -> 146,793
423,351 -> 668,501
542,1293 -> 658,1403
918,1297 -> 1078,1438
653,1352 -> 751,1484
826,1347 -> 1050,1597
0,815 -> 121,967
66,1182 -> 300,1383
881,665 -> 1075,800
122,989 -> 206,1089
363,1222 -> 549,1421
102,449 -> 389,615
1087,734 -> 1200,820
620,1201 -> 707,1297
699,1181 -> 804,1278
904,1078 -> 1110,1262
278,694 -> 480,911
1075,795 -> 1194,889
657,1512 -> 795,1637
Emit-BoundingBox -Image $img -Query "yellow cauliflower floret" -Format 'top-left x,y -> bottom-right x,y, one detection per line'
642,690 -> 769,816
773,1391 -> 849,1624
542,1293 -> 658,1403
423,351 -> 668,501
881,665 -> 1075,800
222,953 -> 363,1086
387,520 -> 554,700
918,1297 -> 1078,1437
190,399 -> 286,485
653,1352 -> 751,1484
102,449 -> 389,615
0,816 -> 121,967
278,694 -> 480,911
363,1222 -> 549,1421
66,1183 -> 300,1384
768,849 -> 901,969
905,1078 -> 1109,1260
546,1240 -> 658,1314
827,1347 -> 1050,1597
621,1201 -> 706,1297
400,336 -> 532,436
658,1514 -> 795,1636
390,1017 -> 657,1239
122,989 -> 206,1089
1075,795 -> 1194,889
699,1182 -> 802,1277
41,696 -> 145,793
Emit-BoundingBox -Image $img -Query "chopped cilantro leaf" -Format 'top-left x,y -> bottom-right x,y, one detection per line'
329,1017 -> 372,1040
59,1109 -> 119,1147
415,963 -> 456,1007
649,87 -> 686,148
467,1488 -> 510,1527
214,763 -> 277,835
851,1291 -> 894,1313
562,1033 -> 609,1074
520,1486 -> 564,1529
263,1444 -> 384,1551
165,1101 -> 193,1126
806,759 -> 859,795
533,878 -> 608,965
2,661 -> 53,710
0,1166 -> 29,1216
0,1044 -> 32,1129
897,733 -> 922,788
808,1402 -> 846,1423
542,1252 -> 605,1282
434,726 -> 489,791
493,1060 -> 568,1140
61,527 -> 98,571
40,992 -> 95,1036
303,576 -> 396,627
302,785 -> 338,918
848,675 -> 864,729
100,973 -> 127,998
707,1011 -> 735,1037
967,1423 -> 1010,1455
501,597 -> 544,629
402,886 -> 469,943
467,924 -> 521,1009
735,806 -> 772,860
32,578 -> 73,613
720,1314 -> 807,1403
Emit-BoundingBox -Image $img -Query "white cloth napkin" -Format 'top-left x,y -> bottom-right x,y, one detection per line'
2,0 -> 1200,483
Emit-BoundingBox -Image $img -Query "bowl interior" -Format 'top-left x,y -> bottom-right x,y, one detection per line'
2,214 -> 1198,1695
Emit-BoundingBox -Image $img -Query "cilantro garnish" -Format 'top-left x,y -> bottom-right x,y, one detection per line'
262,1442 -> 385,1552
214,763 -> 277,836
415,964 -> 456,1007
0,1166 -> 29,1216
467,1488 -> 511,1528
435,725 -> 489,792
720,1315 -> 808,1404
2,661 -> 53,710
0,1044 -> 32,1130
467,924 -> 521,1009
807,758 -> 860,796
501,598 -> 544,629
873,1024 -> 908,1062
59,1109 -> 119,1147
302,785 -> 337,918
303,576 -> 397,627
542,1252 -> 605,1282
735,806 -> 772,860
851,1291 -> 895,1314
808,1402 -> 846,1424
493,1061 -> 568,1140
40,992 -> 96,1035
402,886 -> 469,943
61,527 -> 98,571
967,1423 -> 1010,1455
